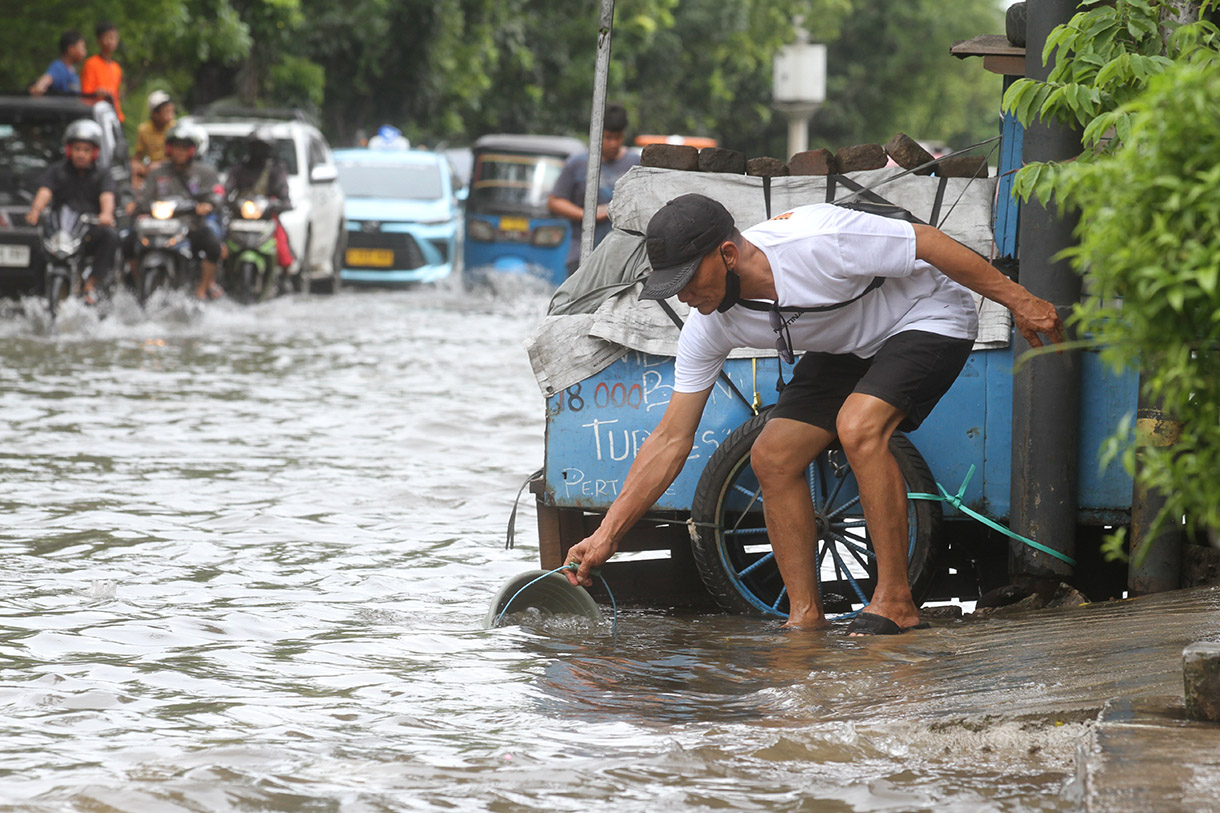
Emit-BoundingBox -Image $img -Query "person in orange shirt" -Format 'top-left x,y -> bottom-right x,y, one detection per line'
81,21 -> 123,121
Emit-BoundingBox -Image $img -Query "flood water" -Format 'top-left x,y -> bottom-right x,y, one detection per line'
0,284 -> 1198,811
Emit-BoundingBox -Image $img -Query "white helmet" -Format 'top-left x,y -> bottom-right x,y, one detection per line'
62,118 -> 104,148
147,90 -> 172,114
165,121 -> 209,159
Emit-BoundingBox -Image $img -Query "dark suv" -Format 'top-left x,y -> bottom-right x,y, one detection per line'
0,95 -> 132,296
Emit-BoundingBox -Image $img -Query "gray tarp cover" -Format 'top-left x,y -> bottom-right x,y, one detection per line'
525,166 -> 1011,397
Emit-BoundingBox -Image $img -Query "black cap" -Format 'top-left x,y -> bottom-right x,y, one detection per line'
640,193 -> 735,300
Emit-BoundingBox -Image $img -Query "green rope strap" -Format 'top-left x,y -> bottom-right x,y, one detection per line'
906,464 -> 1078,567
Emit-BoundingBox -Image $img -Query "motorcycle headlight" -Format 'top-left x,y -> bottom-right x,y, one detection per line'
151,200 -> 175,220
46,231 -> 82,258
240,199 -> 266,219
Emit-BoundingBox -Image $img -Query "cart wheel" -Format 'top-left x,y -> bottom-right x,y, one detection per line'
690,409 -> 944,618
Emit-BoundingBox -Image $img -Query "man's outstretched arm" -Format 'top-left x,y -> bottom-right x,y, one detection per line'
913,224 -> 1064,348
563,387 -> 713,586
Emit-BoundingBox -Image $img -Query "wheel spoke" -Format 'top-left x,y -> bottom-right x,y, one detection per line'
835,534 -> 874,572
724,526 -> 768,537
771,585 -> 787,611
825,494 -> 862,521
827,543 -> 871,604
821,468 -> 850,512
736,550 -> 775,578
728,483 -> 764,534
827,529 -> 875,562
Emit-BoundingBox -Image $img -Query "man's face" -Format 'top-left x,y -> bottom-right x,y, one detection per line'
166,140 -> 193,166
98,30 -> 119,56
153,103 -> 175,127
601,130 -> 625,163
676,247 -> 730,316
67,141 -> 95,169
68,40 -> 87,63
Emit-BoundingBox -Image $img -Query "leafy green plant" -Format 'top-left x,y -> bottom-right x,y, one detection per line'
1003,0 -> 1220,204
1001,0 -> 1220,559
1058,57 -> 1220,553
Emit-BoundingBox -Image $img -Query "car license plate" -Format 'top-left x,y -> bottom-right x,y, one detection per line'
346,248 -> 394,267
0,244 -> 31,267
499,216 -> 530,233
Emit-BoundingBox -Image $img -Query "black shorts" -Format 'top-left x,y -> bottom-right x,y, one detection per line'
770,330 -> 973,433
189,227 -> 222,263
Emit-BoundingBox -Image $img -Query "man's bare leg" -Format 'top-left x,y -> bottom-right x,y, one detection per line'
836,393 -> 922,631
751,417 -> 836,629
197,260 -> 218,300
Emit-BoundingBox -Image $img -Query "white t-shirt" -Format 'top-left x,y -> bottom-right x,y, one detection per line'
673,204 -> 980,393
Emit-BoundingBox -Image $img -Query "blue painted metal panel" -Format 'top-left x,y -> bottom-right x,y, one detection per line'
542,342 -> 1137,524
1078,351 -> 1138,516
544,353 -> 783,510
907,350 -> 991,515
994,76 -> 1024,258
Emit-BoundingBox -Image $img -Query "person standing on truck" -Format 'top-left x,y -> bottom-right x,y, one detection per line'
80,21 -> 124,122
28,31 -> 86,96
547,102 -> 640,276
561,193 -> 1064,635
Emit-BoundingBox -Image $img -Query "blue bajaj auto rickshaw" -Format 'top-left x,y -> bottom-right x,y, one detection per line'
464,134 -> 583,287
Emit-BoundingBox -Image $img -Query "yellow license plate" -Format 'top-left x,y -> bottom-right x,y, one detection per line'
499,216 -> 530,233
346,248 -> 394,267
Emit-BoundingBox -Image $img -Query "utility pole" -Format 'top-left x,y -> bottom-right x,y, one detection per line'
1009,0 -> 1083,591
580,0 -> 615,268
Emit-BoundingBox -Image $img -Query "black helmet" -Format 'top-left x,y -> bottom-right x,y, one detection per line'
165,121 -> 208,159
62,118 -> 104,148
246,126 -> 275,162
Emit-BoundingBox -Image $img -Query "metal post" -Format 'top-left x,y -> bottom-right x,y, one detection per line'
580,0 -> 615,268
1129,398 -> 1183,593
1009,0 -> 1082,587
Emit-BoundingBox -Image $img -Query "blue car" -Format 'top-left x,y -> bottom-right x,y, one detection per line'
334,148 -> 464,285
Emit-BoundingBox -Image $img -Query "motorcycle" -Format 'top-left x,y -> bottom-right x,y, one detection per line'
133,196 -> 200,304
222,194 -> 288,303
40,206 -> 113,317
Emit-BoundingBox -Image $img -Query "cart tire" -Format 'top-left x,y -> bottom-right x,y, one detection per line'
690,409 -> 944,618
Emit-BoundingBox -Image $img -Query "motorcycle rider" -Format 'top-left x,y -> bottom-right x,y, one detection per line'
24,119 -> 120,305
136,121 -> 225,300
224,126 -> 293,295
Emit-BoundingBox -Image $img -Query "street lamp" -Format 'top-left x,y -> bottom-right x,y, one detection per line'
772,17 -> 826,157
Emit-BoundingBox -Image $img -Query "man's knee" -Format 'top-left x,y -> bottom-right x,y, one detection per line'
751,420 -> 821,485
835,406 -> 891,459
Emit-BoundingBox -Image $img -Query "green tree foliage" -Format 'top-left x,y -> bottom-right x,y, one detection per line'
814,0 -> 1003,155
1003,0 -> 1220,203
2,0 -> 1007,155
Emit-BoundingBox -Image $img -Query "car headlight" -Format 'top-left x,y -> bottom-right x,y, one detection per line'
467,219 -> 495,242
532,225 -> 567,247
